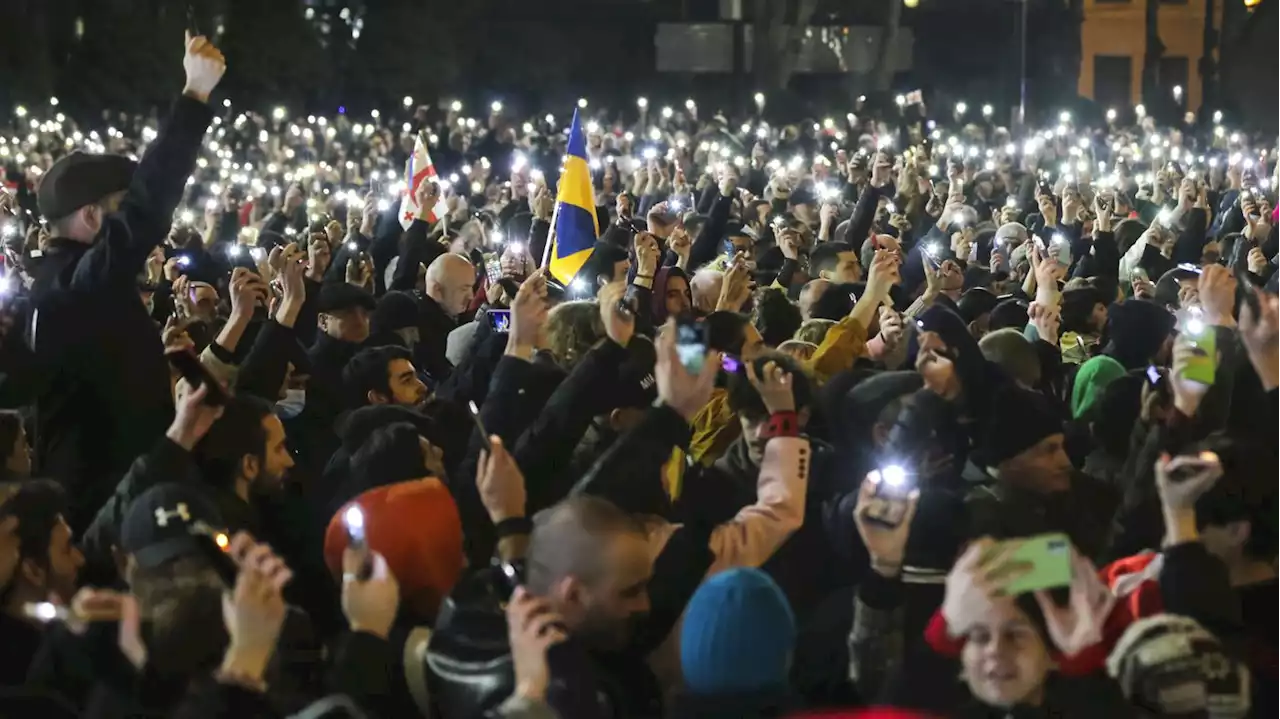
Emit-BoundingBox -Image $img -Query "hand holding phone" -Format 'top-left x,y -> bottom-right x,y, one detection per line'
981,533 -> 1073,596
853,469 -> 919,576
166,349 -> 230,406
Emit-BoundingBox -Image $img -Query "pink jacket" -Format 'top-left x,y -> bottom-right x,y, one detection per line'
645,435 -> 810,693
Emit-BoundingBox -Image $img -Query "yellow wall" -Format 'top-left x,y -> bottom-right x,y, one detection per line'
1079,0 -> 1224,111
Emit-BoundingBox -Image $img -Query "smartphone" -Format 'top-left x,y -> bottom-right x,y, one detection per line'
487,309 -> 511,333
1237,266 -> 1262,318
23,602 -> 69,623
1178,318 -> 1217,386
166,349 -> 230,406
191,528 -> 238,588
467,400 -> 494,452
985,533 -> 1073,596
1130,266 -> 1149,283
341,504 -> 374,581
484,253 -> 502,284
675,316 -> 707,374
343,505 -> 366,550
496,559 -> 524,601
1166,451 -> 1220,483
863,465 -> 914,527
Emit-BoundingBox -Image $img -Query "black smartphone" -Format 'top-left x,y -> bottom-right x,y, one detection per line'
495,559 -> 525,602
467,400 -> 495,452
1237,266 -> 1263,318
166,349 -> 230,406
190,528 -> 238,588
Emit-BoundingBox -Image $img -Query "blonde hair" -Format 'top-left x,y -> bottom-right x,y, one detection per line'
794,318 -> 837,345
545,301 -> 606,371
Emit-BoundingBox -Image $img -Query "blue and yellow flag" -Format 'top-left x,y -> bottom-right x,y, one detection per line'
548,109 -> 599,284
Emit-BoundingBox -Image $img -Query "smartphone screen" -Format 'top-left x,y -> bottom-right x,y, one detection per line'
487,309 -> 511,333
675,318 -> 706,375
484,254 -> 502,284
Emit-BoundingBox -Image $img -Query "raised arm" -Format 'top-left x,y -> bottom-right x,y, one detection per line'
76,33 -> 224,290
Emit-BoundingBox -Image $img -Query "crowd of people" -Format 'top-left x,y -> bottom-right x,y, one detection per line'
0,29 -> 1277,719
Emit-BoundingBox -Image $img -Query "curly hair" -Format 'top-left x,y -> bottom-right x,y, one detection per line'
794,318 -> 837,345
545,300 -> 606,371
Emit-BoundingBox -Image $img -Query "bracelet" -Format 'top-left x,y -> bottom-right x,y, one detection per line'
494,516 -> 532,538
759,411 -> 799,439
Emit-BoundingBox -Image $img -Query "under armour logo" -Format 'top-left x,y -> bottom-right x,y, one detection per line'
154,503 -> 192,527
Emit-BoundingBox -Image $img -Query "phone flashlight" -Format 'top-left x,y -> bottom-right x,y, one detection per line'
177,256 -> 192,267
205,198 -> 218,211
343,505 -> 366,548
1006,197 -> 1018,208
229,244 -> 243,258
376,199 -> 390,212
346,241 -> 358,252
508,241 -> 524,255
880,464 -> 908,489
249,247 -> 265,261
23,602 -> 68,623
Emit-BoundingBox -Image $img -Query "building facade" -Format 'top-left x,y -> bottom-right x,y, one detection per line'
1078,0 -> 1223,112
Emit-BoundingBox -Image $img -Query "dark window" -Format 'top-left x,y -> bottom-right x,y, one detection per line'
1158,56 -> 1190,98
1093,55 -> 1133,110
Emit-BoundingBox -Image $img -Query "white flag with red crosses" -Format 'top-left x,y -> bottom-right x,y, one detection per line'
399,134 -> 448,229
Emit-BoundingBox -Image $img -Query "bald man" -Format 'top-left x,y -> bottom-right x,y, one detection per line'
797,279 -> 830,321
417,253 -> 477,382
689,268 -> 725,315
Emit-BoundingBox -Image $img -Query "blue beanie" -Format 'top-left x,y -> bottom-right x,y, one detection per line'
680,568 -> 796,695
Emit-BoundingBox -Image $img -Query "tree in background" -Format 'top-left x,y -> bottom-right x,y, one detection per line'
1141,0 -> 1164,109
870,0 -> 904,94
751,0 -> 821,92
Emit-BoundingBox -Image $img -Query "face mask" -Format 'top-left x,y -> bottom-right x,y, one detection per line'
274,388 -> 306,419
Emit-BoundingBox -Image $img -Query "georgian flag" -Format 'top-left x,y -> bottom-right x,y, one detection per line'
399,133 -> 448,229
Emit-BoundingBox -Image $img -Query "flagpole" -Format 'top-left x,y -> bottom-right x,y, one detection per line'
540,202 -> 560,270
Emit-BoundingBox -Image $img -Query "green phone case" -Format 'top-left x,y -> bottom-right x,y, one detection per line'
987,533 -> 1073,596
1179,326 -> 1217,386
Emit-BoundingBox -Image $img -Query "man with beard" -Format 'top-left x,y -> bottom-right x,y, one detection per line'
343,346 -> 430,409
192,394 -> 296,533
520,495 -> 658,716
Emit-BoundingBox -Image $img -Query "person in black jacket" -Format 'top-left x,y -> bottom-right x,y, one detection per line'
296,282 -> 375,471
416,252 -> 476,385
18,35 -> 225,531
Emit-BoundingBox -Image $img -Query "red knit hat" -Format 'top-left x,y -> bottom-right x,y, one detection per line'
323,478 -> 464,618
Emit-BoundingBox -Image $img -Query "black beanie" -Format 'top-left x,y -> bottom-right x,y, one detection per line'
975,385 -> 1063,467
